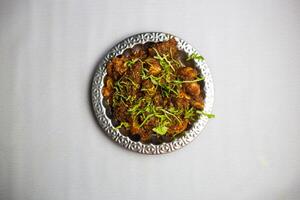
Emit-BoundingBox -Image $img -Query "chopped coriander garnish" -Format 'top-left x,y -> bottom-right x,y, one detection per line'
124,58 -> 139,68
187,53 -> 204,61
125,77 -> 139,88
173,76 -> 205,84
114,122 -> 130,129
196,110 -> 215,118
184,107 -> 196,119
159,108 -> 182,124
139,114 -> 155,128
152,125 -> 168,135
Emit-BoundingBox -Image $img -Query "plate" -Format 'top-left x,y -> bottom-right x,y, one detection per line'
91,32 -> 214,154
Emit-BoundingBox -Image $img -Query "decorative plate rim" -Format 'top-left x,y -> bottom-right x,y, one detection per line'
91,32 -> 214,154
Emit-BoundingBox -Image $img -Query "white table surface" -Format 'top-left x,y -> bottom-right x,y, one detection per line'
1,0 -> 300,199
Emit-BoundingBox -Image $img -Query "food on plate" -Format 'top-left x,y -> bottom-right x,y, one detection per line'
102,38 -> 214,143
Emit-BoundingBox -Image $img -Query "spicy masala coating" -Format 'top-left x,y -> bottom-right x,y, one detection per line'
102,38 -> 207,143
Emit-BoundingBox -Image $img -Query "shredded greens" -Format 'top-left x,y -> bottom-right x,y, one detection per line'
152,125 -> 168,135
124,58 -> 139,68
196,110 -> 215,118
187,53 -> 204,61
114,122 -> 130,129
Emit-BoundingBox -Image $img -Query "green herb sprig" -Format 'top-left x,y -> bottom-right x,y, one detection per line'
187,53 -> 204,61
114,122 -> 130,130
196,110 -> 215,118
124,58 -> 139,68
173,76 -> 205,84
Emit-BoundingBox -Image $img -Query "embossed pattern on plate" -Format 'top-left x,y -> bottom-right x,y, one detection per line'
91,32 -> 214,154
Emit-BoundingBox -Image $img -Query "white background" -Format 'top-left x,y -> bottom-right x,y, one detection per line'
0,0 -> 300,199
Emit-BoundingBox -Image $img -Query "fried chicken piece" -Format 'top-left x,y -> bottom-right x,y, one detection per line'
184,82 -> 201,96
146,58 -> 162,75
149,38 -> 179,57
178,67 -> 198,80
